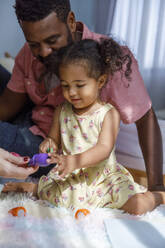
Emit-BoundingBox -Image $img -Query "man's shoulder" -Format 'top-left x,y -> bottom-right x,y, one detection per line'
16,42 -> 34,61
80,22 -> 106,42
15,42 -> 38,68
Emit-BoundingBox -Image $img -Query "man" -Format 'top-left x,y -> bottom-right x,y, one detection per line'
0,0 -> 163,190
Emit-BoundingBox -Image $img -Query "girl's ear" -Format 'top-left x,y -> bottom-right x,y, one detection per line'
98,74 -> 107,89
67,11 -> 76,33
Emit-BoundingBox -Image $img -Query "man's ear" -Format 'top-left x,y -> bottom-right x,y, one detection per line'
67,11 -> 76,33
98,74 -> 107,89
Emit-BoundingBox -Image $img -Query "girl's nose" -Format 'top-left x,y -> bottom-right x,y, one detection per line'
69,87 -> 77,96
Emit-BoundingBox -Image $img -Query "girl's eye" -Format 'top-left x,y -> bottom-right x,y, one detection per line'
62,85 -> 69,88
77,84 -> 85,88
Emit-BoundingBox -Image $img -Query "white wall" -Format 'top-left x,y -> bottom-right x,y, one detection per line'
0,0 -> 25,57
0,0 -> 96,58
70,0 -> 97,31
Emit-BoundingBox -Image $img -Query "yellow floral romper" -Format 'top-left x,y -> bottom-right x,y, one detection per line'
38,102 -> 146,210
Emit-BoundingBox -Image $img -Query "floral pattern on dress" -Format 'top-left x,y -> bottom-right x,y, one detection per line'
78,197 -> 85,202
77,117 -> 85,123
84,172 -> 89,179
104,168 -> 111,175
64,117 -> 71,123
62,194 -> 68,201
61,128 -> 66,135
54,197 -> 60,204
128,184 -> 134,191
82,133 -> 88,140
96,188 -> 104,198
100,121 -> 103,128
89,120 -> 94,128
42,176 -> 49,182
69,135 -> 75,142
79,169 -> 84,177
70,185 -> 76,191
46,190 -> 51,198
77,146 -> 82,152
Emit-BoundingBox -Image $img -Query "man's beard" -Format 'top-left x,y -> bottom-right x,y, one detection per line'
37,25 -> 73,71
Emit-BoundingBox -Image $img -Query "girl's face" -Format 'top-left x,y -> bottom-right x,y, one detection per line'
59,63 -> 106,115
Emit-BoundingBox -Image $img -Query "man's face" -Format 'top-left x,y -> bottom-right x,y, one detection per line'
21,12 -> 75,65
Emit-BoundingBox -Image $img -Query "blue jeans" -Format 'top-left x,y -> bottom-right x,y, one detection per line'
0,65 -> 11,94
0,65 -> 54,178
0,119 -> 43,157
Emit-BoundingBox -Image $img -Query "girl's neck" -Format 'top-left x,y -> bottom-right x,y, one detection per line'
72,100 -> 104,116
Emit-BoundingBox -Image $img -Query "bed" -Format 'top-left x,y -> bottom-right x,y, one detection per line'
0,192 -> 165,248
1,57 -> 165,247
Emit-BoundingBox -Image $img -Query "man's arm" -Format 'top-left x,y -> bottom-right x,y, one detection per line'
135,107 -> 164,191
0,88 -> 28,121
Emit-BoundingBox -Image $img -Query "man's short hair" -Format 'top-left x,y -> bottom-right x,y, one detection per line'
15,0 -> 71,23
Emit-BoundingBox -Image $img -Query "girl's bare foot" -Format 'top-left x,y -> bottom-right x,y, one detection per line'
2,182 -> 38,196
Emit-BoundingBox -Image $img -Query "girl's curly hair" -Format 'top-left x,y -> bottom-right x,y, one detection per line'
48,38 -> 132,81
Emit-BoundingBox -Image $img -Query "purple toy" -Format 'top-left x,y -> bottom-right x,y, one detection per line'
29,153 -> 49,167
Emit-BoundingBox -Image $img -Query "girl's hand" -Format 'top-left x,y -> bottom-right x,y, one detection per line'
39,137 -> 57,153
48,154 -> 78,178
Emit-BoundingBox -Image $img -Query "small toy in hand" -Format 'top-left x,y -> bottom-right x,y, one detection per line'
28,153 -> 49,167
8,206 -> 27,217
11,152 -> 50,167
75,209 -> 90,219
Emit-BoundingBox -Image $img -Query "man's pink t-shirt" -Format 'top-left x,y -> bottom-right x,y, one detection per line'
7,23 -> 151,138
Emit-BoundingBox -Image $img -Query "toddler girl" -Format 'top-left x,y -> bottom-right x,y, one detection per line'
3,39 -> 165,215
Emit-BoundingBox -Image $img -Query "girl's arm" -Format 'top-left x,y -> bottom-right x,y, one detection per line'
39,105 -> 62,153
52,107 -> 120,177
48,104 -> 62,145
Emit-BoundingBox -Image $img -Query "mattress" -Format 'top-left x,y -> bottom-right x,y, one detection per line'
116,119 -> 165,173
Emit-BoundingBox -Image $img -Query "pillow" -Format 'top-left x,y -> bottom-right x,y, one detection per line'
0,57 -> 14,73
116,120 -> 165,163
155,109 -> 165,120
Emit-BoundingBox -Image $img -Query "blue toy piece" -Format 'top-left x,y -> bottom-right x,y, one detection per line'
29,153 -> 49,167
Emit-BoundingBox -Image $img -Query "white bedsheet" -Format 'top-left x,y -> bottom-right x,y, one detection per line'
104,217 -> 165,248
116,120 -> 165,173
